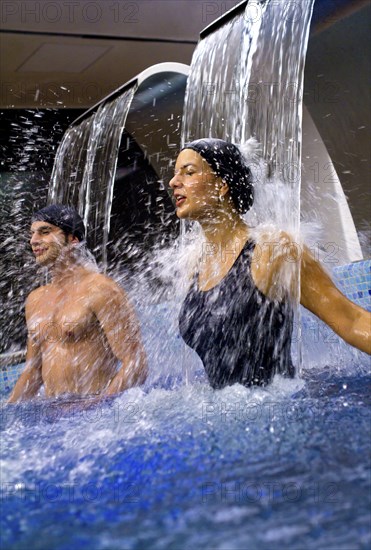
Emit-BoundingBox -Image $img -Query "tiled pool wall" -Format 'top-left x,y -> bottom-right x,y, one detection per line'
332,259 -> 371,312
1,361 -> 24,395
1,259 -> 370,395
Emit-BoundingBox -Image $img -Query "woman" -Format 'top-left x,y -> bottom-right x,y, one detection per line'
169,138 -> 370,389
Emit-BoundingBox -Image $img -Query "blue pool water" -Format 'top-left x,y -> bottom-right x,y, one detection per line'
0,261 -> 371,550
1,261 -> 370,549
1,352 -> 370,550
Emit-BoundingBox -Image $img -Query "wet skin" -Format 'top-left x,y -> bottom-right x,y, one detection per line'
8,222 -> 147,402
170,148 -> 371,355
169,149 -> 276,294
169,149 -> 222,222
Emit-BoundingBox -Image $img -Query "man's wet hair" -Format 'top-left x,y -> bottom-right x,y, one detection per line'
32,205 -> 85,242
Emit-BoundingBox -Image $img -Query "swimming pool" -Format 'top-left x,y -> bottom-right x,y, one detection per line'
1,340 -> 370,550
1,259 -> 370,549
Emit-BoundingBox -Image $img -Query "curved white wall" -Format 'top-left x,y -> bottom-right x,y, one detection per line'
302,105 -> 363,264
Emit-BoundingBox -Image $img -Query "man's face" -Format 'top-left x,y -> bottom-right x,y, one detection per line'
30,221 -> 69,266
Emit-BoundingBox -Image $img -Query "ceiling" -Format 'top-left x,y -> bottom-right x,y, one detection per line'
0,0 -> 367,109
0,0 -> 238,108
0,0 -> 369,249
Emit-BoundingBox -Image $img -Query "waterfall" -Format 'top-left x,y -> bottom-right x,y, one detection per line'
48,117 -> 93,208
49,85 -> 137,266
180,0 -> 316,379
182,0 -> 315,229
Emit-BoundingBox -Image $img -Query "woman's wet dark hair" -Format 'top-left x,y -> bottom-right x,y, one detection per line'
182,138 -> 254,214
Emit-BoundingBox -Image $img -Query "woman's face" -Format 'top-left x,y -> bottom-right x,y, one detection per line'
169,149 -> 221,220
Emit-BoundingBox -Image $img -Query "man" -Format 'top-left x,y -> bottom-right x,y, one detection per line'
8,204 -> 147,402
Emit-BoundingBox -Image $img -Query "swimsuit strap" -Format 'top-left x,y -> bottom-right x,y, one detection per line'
194,238 -> 255,290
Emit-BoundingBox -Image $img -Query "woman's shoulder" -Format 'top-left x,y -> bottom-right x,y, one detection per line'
250,226 -> 299,301
251,226 -> 295,250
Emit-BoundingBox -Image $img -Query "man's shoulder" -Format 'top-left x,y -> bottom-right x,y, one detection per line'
83,271 -> 121,289
83,272 -> 127,300
27,284 -> 48,302
82,272 -> 130,313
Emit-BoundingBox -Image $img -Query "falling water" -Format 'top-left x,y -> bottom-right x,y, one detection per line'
44,73 -> 189,389
180,0 -> 315,378
0,109 -> 79,355
48,117 -> 92,208
49,85 -> 137,266
182,0 -> 315,228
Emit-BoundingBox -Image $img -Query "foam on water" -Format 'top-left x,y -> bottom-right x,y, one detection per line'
1,365 -> 370,549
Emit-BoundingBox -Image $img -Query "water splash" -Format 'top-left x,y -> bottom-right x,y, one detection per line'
182,0 -> 315,226
179,0 -> 315,380
0,110 -> 80,354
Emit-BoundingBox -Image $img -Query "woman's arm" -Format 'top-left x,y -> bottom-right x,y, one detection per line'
300,246 -> 371,354
254,231 -> 370,354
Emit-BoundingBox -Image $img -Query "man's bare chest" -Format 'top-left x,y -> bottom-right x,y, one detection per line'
29,286 -> 97,344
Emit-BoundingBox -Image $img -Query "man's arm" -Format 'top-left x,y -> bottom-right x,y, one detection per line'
90,275 -> 148,395
300,246 -> 371,354
8,295 -> 43,403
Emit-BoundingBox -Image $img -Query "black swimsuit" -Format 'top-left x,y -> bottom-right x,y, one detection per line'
179,239 -> 295,388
